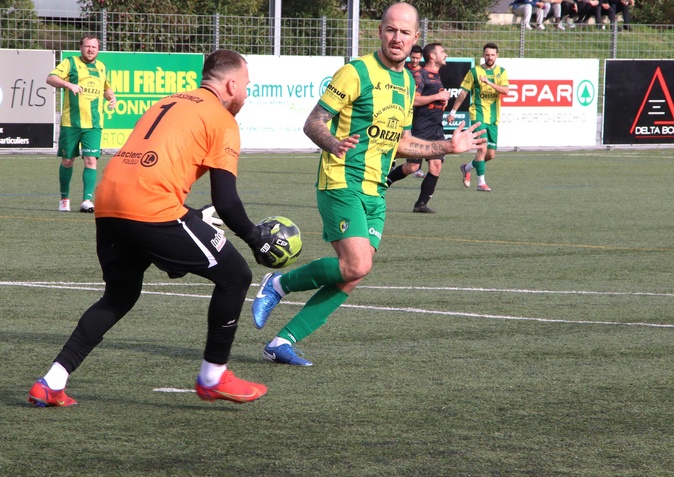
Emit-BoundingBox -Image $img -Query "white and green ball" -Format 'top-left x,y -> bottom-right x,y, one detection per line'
257,216 -> 302,268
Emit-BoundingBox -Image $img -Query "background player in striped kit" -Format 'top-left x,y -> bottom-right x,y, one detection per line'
448,42 -> 510,192
47,34 -> 116,213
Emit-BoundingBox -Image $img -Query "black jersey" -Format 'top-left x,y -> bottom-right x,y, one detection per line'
411,68 -> 446,140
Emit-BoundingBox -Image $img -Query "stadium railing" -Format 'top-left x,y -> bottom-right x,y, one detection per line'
1,9 -> 673,153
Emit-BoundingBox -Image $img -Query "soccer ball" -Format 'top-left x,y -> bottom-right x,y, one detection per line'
257,216 -> 302,268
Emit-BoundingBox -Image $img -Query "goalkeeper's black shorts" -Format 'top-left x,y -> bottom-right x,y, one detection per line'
95,208 -> 250,285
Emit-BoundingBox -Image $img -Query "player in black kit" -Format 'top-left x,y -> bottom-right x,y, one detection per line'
387,43 -> 451,213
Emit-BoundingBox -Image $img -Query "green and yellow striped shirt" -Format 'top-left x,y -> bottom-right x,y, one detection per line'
460,64 -> 508,126
50,56 -> 111,129
317,52 -> 415,197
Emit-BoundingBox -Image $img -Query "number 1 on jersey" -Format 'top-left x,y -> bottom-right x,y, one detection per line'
144,102 -> 177,139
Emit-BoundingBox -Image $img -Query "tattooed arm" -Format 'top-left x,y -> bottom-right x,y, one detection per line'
303,103 -> 359,158
397,121 -> 486,158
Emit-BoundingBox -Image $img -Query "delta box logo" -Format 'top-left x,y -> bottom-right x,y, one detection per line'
603,60 -> 674,145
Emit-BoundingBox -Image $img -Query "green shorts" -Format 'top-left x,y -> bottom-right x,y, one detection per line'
57,127 -> 102,159
476,123 -> 498,150
316,188 -> 386,250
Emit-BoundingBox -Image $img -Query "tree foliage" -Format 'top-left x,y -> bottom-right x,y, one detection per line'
79,0 -> 495,21
0,0 -> 39,49
78,0 -> 267,16
0,0 -> 34,9
633,0 -> 674,25
282,0 -> 344,18
357,0 -> 495,22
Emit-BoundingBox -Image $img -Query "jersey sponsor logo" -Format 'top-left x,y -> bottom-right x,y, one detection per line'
479,92 -> 499,101
325,83 -> 346,100
79,76 -> 103,102
115,150 -> 144,159
385,83 -> 407,94
367,124 -> 401,142
114,149 -> 145,164
140,151 -> 159,167
503,80 -> 574,107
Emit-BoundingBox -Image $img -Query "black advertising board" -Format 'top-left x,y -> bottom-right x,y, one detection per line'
405,57 -> 474,137
603,60 -> 674,145
439,58 -> 474,137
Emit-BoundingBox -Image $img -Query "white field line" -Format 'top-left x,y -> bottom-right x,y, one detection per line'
2,280 -> 673,329
152,388 -> 195,393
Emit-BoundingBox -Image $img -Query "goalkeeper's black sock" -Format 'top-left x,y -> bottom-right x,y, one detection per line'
386,165 -> 407,185
417,173 -> 439,205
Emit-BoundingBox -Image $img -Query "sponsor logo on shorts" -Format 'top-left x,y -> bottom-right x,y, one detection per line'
368,227 -> 381,240
211,231 -> 226,251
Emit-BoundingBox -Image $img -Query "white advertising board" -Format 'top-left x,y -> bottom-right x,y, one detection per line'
497,58 -> 599,148
0,49 -> 55,148
238,55 -> 345,150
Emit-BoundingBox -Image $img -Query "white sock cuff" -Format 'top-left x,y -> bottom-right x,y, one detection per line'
272,275 -> 286,297
43,361 -> 69,391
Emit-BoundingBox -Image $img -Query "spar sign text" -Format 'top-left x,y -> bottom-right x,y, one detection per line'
497,58 -> 599,148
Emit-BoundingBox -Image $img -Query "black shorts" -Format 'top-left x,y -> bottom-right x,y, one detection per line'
408,124 -> 445,163
96,208 -> 246,285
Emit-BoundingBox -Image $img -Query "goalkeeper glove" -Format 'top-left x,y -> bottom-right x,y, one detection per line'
239,223 -> 283,268
196,204 -> 224,233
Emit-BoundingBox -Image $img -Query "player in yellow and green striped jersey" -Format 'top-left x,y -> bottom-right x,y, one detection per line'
448,42 -> 510,192
47,34 -> 116,213
251,2 -> 487,367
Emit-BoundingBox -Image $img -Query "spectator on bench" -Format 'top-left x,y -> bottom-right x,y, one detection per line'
511,0 -> 551,30
544,0 -> 579,29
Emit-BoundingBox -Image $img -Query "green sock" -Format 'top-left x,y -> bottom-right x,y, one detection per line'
277,285 -> 349,343
82,167 -> 97,201
59,164 -> 74,199
279,257 -> 344,293
472,159 -> 486,177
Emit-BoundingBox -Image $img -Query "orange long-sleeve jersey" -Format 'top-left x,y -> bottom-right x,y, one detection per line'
95,87 -> 240,222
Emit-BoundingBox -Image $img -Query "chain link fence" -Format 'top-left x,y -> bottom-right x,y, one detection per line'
2,9 -> 673,59
2,9 -> 673,152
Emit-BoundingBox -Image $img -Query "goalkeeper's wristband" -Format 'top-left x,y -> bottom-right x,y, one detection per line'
238,226 -> 261,247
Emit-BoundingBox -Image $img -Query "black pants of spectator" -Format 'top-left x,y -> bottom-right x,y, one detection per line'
577,3 -> 615,26
595,4 -> 616,26
576,2 -> 595,23
614,3 -> 631,30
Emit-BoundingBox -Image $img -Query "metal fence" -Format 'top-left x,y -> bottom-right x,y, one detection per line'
2,8 -> 673,152
1,9 -> 673,60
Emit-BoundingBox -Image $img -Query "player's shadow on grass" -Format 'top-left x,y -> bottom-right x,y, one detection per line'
12,330 -> 263,363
